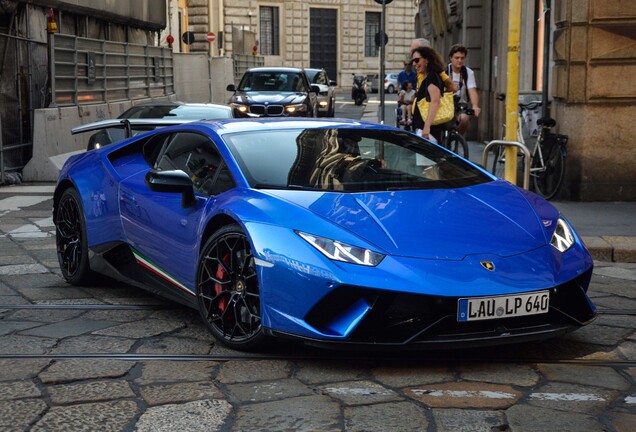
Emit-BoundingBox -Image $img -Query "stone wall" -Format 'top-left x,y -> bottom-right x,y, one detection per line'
223,0 -> 418,89
552,0 -> 636,200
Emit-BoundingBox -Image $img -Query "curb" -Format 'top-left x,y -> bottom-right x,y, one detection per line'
582,236 -> 636,263
583,236 -> 636,263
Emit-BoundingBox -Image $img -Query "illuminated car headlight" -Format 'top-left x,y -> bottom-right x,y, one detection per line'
297,231 -> 385,266
230,103 -> 249,114
285,103 -> 307,114
550,218 -> 575,252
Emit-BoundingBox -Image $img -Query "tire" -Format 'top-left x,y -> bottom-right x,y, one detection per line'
490,145 -> 506,179
55,188 -> 95,285
387,85 -> 395,94
196,224 -> 266,351
446,133 -> 469,159
327,98 -> 335,117
354,96 -> 363,106
532,143 -> 565,200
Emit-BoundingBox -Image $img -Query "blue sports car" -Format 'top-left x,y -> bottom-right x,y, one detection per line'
53,118 -> 596,351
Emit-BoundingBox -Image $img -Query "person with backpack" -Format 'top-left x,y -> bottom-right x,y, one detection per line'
447,44 -> 481,135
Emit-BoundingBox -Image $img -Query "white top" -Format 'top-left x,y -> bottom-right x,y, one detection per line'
399,89 -> 416,104
450,66 -> 476,103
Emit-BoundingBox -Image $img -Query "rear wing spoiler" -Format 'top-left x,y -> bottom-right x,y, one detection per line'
71,118 -> 193,137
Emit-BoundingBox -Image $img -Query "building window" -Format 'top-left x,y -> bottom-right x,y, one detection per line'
365,12 -> 380,57
260,6 -> 280,56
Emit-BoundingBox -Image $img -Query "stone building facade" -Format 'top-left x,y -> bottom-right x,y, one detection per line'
551,1 -> 636,200
184,0 -> 418,89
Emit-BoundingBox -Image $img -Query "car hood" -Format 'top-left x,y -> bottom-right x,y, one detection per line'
232,91 -> 306,105
266,182 -> 556,260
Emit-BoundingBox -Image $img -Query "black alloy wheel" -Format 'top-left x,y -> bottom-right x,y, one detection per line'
196,224 -> 266,351
55,188 -> 94,285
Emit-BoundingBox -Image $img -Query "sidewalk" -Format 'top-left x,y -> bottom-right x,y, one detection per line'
362,101 -> 636,263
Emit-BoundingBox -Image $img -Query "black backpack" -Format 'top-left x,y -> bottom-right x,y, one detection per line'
447,64 -> 470,103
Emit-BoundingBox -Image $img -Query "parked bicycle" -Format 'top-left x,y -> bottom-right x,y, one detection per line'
438,102 -> 473,159
490,97 -> 567,200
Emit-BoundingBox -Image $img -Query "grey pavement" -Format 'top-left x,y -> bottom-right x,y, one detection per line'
0,188 -> 635,431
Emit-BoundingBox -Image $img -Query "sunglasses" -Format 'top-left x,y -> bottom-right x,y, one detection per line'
411,57 -> 423,64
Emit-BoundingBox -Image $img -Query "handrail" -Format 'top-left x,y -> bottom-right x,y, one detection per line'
482,140 -> 531,190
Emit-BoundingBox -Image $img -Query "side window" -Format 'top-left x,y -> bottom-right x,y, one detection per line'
143,133 -> 173,167
317,72 -> 327,85
155,132 -> 235,196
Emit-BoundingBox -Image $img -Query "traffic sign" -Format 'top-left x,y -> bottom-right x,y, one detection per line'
375,31 -> 388,47
373,0 -> 393,4
206,32 -> 216,42
182,31 -> 195,45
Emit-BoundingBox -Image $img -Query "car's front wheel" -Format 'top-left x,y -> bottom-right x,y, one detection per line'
196,224 -> 266,351
55,188 -> 95,285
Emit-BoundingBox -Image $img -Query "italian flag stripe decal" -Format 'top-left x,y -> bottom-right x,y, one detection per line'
131,247 -> 193,295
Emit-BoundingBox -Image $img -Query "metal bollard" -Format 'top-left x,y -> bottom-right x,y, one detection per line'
482,140 -> 531,190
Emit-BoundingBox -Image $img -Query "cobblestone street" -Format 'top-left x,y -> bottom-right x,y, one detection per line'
0,185 -> 634,431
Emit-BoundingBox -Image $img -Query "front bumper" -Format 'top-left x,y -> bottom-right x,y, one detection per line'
268,267 -> 596,350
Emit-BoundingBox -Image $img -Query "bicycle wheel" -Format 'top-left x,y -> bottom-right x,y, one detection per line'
490,145 -> 506,179
447,133 -> 469,159
532,142 -> 565,200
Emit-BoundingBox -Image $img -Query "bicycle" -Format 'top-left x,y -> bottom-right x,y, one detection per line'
440,102 -> 473,159
490,98 -> 567,200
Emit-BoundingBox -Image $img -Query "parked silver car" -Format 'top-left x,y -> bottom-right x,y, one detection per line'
384,72 -> 399,94
75,102 -> 233,151
304,68 -> 337,117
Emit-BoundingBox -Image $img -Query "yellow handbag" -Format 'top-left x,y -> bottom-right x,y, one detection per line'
415,91 -> 455,126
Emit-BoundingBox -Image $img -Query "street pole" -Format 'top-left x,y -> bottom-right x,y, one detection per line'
505,0 -> 521,183
379,0 -> 386,124
541,0 -> 551,119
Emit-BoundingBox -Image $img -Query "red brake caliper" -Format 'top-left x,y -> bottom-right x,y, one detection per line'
214,252 -> 230,312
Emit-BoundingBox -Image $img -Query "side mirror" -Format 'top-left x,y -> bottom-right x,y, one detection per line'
329,80 -> 337,86
145,169 -> 196,208
226,84 -> 236,92
310,84 -> 320,93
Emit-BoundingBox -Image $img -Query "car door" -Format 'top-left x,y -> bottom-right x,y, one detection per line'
119,130 -> 235,293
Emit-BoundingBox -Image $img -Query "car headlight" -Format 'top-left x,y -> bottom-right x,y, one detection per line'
297,231 -> 385,266
550,218 -> 575,252
285,103 -> 307,114
230,103 -> 249,114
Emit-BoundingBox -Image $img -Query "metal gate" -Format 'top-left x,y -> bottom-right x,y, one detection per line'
0,26 -> 46,184
310,8 -> 337,81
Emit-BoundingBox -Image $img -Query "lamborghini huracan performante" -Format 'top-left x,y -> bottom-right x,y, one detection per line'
53,118 -> 596,351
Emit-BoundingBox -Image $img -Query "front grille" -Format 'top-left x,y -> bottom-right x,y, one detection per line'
304,268 -> 596,345
249,105 -> 284,116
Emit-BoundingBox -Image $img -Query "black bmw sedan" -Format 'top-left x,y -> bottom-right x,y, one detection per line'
227,67 -> 320,118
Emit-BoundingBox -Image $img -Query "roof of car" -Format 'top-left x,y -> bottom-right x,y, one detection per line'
247,67 -> 305,73
192,117 -> 385,137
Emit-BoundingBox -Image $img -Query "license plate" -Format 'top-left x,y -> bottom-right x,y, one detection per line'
457,291 -> 550,322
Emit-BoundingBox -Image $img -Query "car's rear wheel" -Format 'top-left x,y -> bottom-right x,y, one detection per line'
196,224 -> 266,351
55,188 -> 95,285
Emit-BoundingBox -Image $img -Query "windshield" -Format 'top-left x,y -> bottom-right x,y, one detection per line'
305,70 -> 318,82
224,128 -> 492,192
121,105 -> 231,120
238,72 -> 304,92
